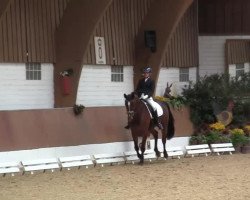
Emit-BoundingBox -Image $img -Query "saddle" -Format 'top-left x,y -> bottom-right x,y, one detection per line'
141,99 -> 162,118
140,99 -> 164,129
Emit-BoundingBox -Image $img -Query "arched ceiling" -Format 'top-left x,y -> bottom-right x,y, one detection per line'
54,0 -> 113,107
134,0 -> 194,87
54,0 -> 194,107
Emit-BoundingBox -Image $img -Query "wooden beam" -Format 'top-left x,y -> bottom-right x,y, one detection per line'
134,0 -> 194,88
0,0 -> 10,21
54,0 -> 113,107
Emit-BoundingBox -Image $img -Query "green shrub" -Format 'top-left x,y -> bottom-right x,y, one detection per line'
230,134 -> 249,147
189,135 -> 207,145
182,73 -> 250,127
205,131 -> 221,144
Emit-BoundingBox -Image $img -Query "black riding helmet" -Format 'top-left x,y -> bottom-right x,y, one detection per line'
143,66 -> 152,73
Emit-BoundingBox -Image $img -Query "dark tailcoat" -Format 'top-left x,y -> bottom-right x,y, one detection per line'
135,78 -> 155,97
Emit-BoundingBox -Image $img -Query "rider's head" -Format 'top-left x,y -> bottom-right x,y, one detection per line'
143,66 -> 152,78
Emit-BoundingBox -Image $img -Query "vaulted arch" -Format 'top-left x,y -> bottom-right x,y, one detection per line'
134,0 -> 194,86
54,0 -> 113,107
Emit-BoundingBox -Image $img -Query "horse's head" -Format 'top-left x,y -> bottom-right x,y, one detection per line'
124,92 -> 136,101
124,92 -> 140,122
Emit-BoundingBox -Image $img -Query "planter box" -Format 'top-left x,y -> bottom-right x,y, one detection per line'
241,145 -> 250,154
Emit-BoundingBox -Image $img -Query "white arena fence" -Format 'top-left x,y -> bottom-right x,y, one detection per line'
0,143 -> 235,177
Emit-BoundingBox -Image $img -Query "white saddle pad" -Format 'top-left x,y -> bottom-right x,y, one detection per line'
143,98 -> 163,117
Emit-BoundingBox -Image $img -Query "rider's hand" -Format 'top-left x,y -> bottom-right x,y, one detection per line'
140,94 -> 148,99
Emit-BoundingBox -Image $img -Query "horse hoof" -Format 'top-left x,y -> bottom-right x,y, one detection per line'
139,160 -> 144,165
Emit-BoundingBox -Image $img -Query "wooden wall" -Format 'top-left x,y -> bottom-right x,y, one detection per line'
0,0 -> 198,68
199,0 -> 250,35
0,0 -> 69,62
83,0 -> 198,68
82,0 -> 154,66
163,1 -> 198,67
226,40 -> 250,65
0,106 -> 193,151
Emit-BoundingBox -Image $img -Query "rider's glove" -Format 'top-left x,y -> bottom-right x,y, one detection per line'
140,94 -> 148,99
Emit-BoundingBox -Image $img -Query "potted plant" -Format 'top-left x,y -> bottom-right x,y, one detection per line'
241,125 -> 250,153
229,128 -> 249,152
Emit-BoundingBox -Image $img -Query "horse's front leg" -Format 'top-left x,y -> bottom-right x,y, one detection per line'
139,135 -> 148,164
151,129 -> 161,158
132,136 -> 142,160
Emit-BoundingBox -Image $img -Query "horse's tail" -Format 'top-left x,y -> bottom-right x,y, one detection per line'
166,103 -> 175,139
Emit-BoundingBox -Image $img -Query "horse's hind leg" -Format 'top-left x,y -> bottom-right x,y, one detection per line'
151,129 -> 161,158
162,130 -> 168,159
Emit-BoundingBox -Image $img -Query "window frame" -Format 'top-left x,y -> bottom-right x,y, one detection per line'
235,63 -> 245,78
179,68 -> 189,82
26,62 -> 42,80
111,65 -> 124,82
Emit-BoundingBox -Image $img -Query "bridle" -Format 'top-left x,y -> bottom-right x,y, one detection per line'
125,99 -> 135,120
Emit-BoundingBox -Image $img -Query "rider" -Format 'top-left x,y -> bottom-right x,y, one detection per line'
125,66 -> 163,130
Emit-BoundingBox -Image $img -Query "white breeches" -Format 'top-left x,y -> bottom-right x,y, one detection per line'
145,97 -> 163,117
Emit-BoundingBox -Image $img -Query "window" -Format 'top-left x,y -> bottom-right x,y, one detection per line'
26,63 -> 41,80
111,66 -> 123,82
236,63 -> 244,77
179,68 -> 189,82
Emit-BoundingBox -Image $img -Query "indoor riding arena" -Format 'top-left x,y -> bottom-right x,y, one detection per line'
1,154 -> 250,200
1,0 -> 250,199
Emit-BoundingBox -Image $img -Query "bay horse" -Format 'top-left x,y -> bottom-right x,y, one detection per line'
124,92 -> 175,164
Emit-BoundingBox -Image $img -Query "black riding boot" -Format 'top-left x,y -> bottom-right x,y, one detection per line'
153,111 -> 163,130
124,124 -> 130,129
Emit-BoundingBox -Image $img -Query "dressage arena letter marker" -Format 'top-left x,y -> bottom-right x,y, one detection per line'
94,37 -> 106,64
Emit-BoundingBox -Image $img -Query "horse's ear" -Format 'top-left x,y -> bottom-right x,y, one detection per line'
170,83 -> 173,88
167,82 -> 169,87
124,94 -> 127,99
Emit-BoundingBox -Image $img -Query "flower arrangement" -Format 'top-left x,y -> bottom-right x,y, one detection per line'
60,68 -> 73,77
229,128 -> 249,147
73,104 -> 85,115
229,128 -> 244,135
155,95 -> 185,110
244,125 -> 250,132
155,96 -> 169,103
209,122 -> 225,132
243,125 -> 250,137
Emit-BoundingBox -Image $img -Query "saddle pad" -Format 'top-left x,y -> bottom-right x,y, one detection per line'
142,100 -> 163,118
